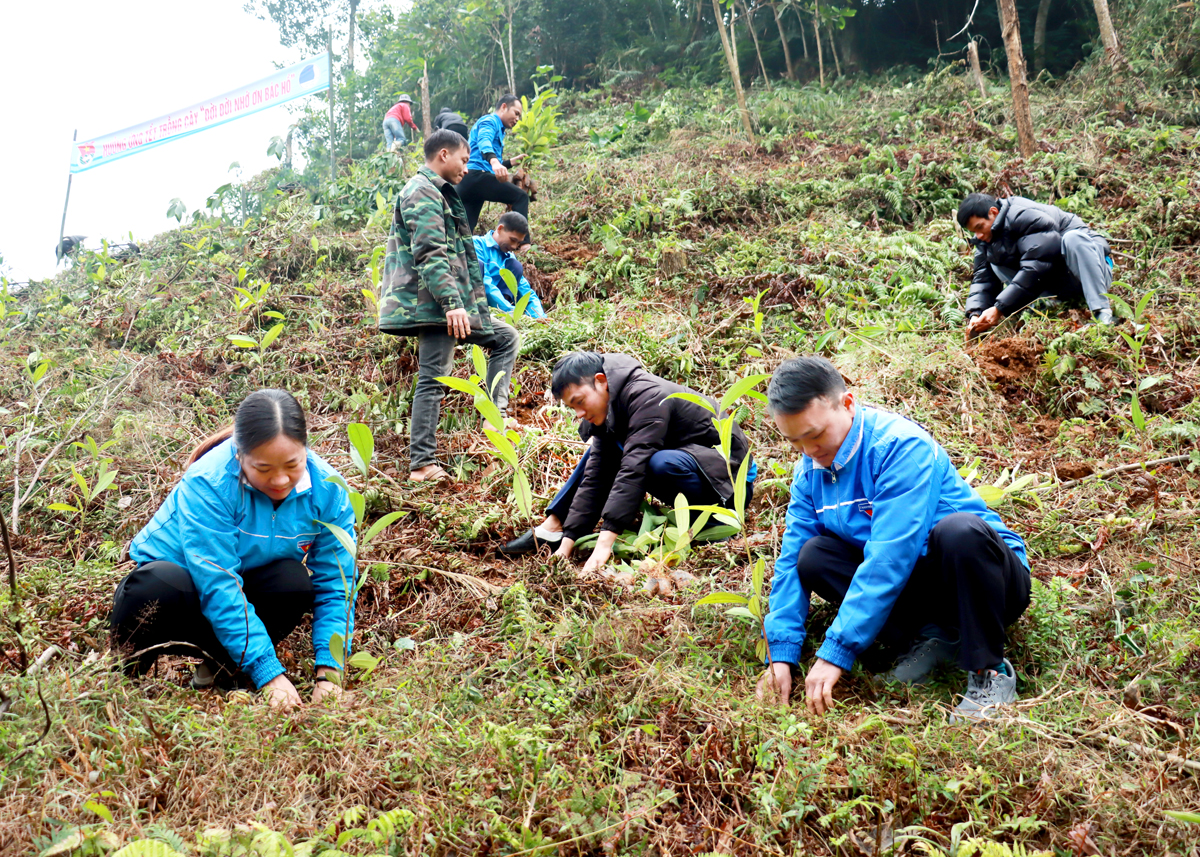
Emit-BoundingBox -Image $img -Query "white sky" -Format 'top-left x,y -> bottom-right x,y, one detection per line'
0,1 -> 324,283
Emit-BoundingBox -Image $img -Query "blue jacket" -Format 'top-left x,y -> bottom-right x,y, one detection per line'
764,405 -> 1028,672
473,233 -> 546,318
129,439 -> 357,689
467,113 -> 506,173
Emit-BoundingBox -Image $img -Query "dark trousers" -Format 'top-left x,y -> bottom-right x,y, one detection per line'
110,559 -> 313,677
458,170 -> 530,231
546,446 -> 752,523
798,512 -> 1031,671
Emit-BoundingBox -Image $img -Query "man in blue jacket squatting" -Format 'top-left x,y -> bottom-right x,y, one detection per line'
757,356 -> 1032,722
473,211 -> 547,321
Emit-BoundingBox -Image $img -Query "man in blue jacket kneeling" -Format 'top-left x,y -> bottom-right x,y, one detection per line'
758,356 -> 1031,723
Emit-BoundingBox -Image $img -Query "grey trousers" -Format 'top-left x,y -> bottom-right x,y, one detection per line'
992,228 -> 1112,315
409,321 -> 519,470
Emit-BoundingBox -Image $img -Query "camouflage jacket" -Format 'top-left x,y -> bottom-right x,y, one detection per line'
378,166 -> 493,336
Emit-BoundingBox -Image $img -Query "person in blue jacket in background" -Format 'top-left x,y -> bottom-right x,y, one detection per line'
757,357 -> 1031,723
111,390 -> 357,710
458,94 -> 528,231
474,212 -> 546,321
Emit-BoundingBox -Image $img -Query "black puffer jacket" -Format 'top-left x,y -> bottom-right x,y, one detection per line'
965,197 -> 1104,317
561,354 -> 752,541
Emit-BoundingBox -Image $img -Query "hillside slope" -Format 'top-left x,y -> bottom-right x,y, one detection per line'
1,72 -> 1199,855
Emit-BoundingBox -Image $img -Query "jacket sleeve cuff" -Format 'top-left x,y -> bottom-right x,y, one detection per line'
815,638 -> 856,672
482,151 -> 499,164
765,640 -> 802,665
247,653 -> 286,690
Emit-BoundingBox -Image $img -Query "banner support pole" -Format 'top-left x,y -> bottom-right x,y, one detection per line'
56,129 -> 78,266
328,28 -> 335,186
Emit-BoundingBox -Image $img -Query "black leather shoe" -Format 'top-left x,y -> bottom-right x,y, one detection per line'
500,529 -> 559,556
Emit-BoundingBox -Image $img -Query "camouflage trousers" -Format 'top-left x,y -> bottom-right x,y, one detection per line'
409,320 -> 519,470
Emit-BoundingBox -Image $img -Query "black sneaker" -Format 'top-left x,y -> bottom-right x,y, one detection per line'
500,530 -> 561,556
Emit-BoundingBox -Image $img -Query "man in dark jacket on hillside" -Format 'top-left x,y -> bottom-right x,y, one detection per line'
958,193 -> 1115,337
502,352 -> 756,574
378,129 -> 519,483
433,106 -> 469,138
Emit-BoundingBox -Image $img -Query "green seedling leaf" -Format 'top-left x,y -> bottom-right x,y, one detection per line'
473,394 -> 505,433
748,594 -> 763,619
694,592 -> 750,607
1131,393 -> 1145,431
725,606 -> 756,620
325,473 -> 352,494
499,267 -> 518,294
436,376 -> 486,398
975,484 -> 1005,507
1007,474 -> 1039,493
47,503 -> 79,512
695,524 -> 740,541
347,651 -> 380,672
227,334 -> 259,348
574,533 -> 599,550
664,391 -> 716,414
752,557 -> 765,597
733,453 -> 752,523
483,428 -> 519,468
363,510 -> 408,548
348,491 -> 366,526
674,492 -> 690,546
311,235 -> 320,253
259,322 -> 284,350
1165,811 -> 1200,824
1139,374 -> 1170,391
237,267 -> 248,283
71,464 -> 88,495
233,286 -> 254,302
1134,289 -> 1154,322
513,470 -> 533,520
347,422 -> 374,478
513,290 -> 532,321
471,344 -> 488,380
317,519 -> 357,561
328,633 -> 346,668
688,504 -> 739,527
263,310 -> 285,320
90,468 -> 118,500
85,799 -> 114,823
718,416 -> 734,463
756,638 -> 768,662
719,373 -> 771,417
361,288 -> 378,308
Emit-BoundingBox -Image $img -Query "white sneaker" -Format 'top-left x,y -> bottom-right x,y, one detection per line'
950,659 -> 1017,723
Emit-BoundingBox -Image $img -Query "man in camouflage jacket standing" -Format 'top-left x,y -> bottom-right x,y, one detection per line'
379,129 -> 519,482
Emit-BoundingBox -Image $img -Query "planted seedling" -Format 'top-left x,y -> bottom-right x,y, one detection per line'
316,422 -> 408,686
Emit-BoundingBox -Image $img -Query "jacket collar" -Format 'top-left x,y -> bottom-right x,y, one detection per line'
481,230 -> 503,253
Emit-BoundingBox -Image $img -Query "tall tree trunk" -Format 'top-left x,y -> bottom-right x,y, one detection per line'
772,2 -> 795,79
794,4 -> 808,58
711,0 -> 756,142
740,0 -> 772,89
346,0 -> 358,161
827,26 -> 842,77
1090,0 -> 1126,70
420,60 -> 432,137
968,38 -> 988,98
1033,0 -> 1051,76
347,0 -> 358,67
813,1 -> 825,87
506,2 -> 517,91
996,0 -> 1037,157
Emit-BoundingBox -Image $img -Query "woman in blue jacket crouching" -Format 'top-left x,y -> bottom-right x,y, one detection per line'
111,390 -> 356,709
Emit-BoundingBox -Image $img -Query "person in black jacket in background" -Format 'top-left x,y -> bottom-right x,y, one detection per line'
958,193 -> 1115,338
501,352 -> 757,574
